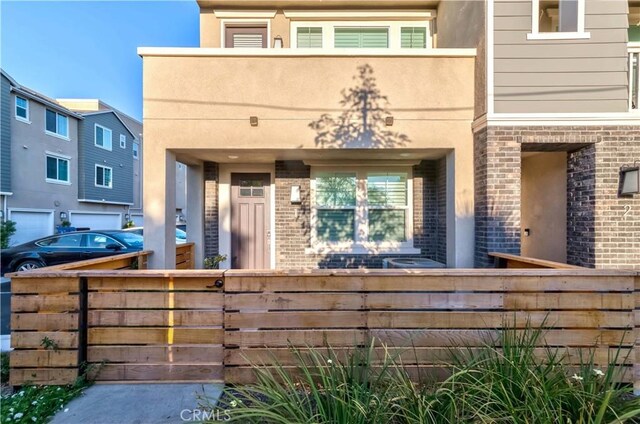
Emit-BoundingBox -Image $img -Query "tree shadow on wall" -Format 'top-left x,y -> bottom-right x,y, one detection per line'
309,64 -> 410,149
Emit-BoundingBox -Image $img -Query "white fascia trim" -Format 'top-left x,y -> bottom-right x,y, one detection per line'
283,9 -> 436,20
214,9 -> 277,18
138,47 -> 476,57
526,32 -> 590,40
77,199 -> 134,206
0,192 -> 13,196
473,113 -> 640,131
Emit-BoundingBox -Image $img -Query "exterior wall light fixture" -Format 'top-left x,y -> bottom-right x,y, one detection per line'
59,211 -> 68,220
124,213 -> 130,221
250,116 -> 259,127
620,161 -> 639,195
385,116 -> 394,126
273,36 -> 283,48
290,185 -> 301,203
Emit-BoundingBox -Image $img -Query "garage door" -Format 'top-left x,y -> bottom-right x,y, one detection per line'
9,210 -> 54,246
69,212 -> 121,231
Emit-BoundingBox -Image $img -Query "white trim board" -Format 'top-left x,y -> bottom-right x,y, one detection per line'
472,113 -> 640,132
283,10 -> 436,19
138,47 -> 476,57
214,10 -> 277,19
218,163 -> 276,270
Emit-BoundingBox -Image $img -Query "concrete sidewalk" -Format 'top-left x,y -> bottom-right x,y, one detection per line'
50,383 -> 224,424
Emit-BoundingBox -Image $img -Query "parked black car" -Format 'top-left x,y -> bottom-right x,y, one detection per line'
1,230 -> 144,275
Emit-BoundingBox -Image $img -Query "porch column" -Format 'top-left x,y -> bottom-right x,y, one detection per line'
144,146 -> 177,269
446,148 -> 475,268
186,163 -> 204,269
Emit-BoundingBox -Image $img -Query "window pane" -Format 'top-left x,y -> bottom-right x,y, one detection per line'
104,128 -> 112,149
335,28 -> 388,48
317,209 -> 355,242
316,173 -> 356,207
16,97 -> 27,118
57,114 -> 68,137
49,234 -> 82,247
133,143 -> 139,158
369,210 -> 406,242
367,173 -> 407,206
96,127 -> 103,145
297,27 -> 322,48
559,0 -> 578,32
104,168 -> 112,187
58,159 -> 68,182
96,166 -> 104,185
46,156 -> 57,180
46,109 -> 57,132
401,27 -> 427,48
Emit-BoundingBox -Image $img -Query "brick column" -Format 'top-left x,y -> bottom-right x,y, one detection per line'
275,161 -> 313,269
567,145 -> 596,267
474,128 -> 522,267
203,162 -> 219,259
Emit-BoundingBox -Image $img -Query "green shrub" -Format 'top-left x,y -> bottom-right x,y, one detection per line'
0,220 -> 16,249
211,326 -> 640,424
1,352 -> 9,384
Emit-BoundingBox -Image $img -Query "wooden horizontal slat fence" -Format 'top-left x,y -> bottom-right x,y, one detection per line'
223,270 -> 636,384
9,269 -> 640,390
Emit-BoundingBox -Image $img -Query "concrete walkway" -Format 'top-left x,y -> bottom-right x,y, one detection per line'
50,384 -> 224,424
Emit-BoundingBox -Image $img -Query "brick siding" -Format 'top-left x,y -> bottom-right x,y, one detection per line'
203,162 -> 219,259
475,125 -> 640,270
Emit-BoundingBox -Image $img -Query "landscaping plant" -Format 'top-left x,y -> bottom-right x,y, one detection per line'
212,325 -> 640,423
0,220 -> 16,249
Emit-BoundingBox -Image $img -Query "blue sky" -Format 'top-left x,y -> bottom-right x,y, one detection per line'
1,1 -> 200,121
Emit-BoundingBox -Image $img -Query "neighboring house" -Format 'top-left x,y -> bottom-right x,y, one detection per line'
0,71 -> 143,245
139,0 -> 639,271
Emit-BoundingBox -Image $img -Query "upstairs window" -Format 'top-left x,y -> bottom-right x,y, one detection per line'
335,27 -> 389,48
292,21 -> 432,49
529,0 -> 588,39
225,24 -> 268,48
95,124 -> 112,151
45,109 -> 69,138
119,134 -> 126,149
133,142 -> 139,159
15,96 -> 29,121
297,27 -> 323,48
401,27 -> 427,48
95,164 -> 113,188
45,154 -> 70,184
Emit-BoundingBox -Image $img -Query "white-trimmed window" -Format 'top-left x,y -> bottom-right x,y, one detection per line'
45,154 -> 70,184
119,134 -> 126,149
291,21 -> 432,49
310,167 -> 415,253
132,142 -> 139,159
95,124 -> 112,151
528,0 -> 589,40
45,109 -> 69,138
15,96 -> 29,122
95,164 -> 113,188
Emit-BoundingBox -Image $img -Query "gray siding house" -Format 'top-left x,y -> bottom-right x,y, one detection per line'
77,112 -> 135,206
0,70 -> 143,245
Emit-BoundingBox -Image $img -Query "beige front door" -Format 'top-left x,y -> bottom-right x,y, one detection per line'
231,173 -> 270,269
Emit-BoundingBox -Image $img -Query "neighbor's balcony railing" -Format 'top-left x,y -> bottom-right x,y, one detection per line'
629,45 -> 640,111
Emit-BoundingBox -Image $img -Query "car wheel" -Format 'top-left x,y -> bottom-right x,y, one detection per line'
15,260 -> 43,272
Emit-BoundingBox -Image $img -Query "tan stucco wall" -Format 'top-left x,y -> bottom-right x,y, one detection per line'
143,54 -> 474,149
521,152 -> 567,263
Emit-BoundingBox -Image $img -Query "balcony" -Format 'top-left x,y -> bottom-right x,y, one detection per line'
630,45 -> 640,111
139,47 -> 476,157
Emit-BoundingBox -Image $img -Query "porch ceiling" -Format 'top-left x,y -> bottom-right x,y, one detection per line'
173,148 -> 450,165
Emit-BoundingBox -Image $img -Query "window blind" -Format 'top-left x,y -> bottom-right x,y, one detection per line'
334,28 -> 389,48
315,173 -> 356,242
401,27 -> 427,48
367,173 -> 407,206
297,27 -> 322,48
232,33 -> 264,48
